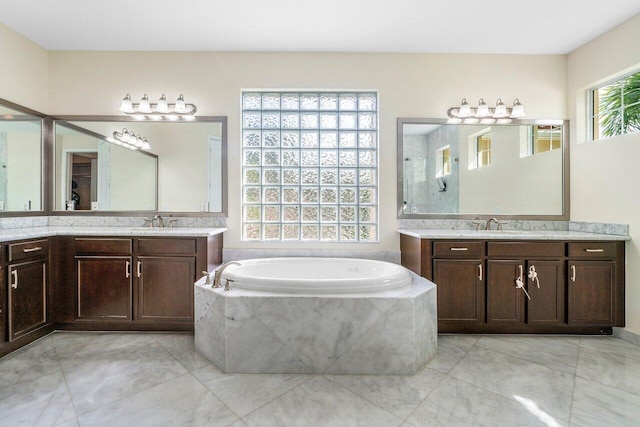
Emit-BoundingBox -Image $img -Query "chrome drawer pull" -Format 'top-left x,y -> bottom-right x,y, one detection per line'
478,264 -> 483,281
126,261 -> 130,279
137,261 -> 142,278
23,247 -> 42,253
585,248 -> 604,253
11,270 -> 18,289
450,247 -> 468,251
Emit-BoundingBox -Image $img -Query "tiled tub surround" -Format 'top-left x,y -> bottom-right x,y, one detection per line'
195,270 -> 437,375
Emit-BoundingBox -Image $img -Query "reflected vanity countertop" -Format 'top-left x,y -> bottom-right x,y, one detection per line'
0,226 -> 227,242
398,229 -> 630,241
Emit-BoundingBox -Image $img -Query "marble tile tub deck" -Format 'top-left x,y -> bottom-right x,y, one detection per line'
2,332 -> 640,426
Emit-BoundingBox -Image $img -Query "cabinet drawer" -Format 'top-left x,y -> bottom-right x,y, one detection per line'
75,238 -> 132,254
487,242 -> 564,258
137,238 -> 196,255
433,241 -> 484,258
568,242 -> 618,259
8,239 -> 49,262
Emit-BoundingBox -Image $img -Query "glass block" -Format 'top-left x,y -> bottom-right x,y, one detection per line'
263,112 -> 280,129
302,206 -> 318,222
243,93 -> 261,110
300,94 -> 319,110
340,225 -> 357,241
282,151 -> 299,166
320,150 -> 337,166
301,131 -> 319,148
262,94 -> 280,110
340,188 -> 356,204
359,151 -> 376,167
339,94 -> 357,110
283,225 -> 300,240
244,168 -> 260,184
243,205 -> 260,222
359,225 -> 377,241
340,206 -> 356,222
301,113 -> 319,129
321,225 -> 338,241
302,225 -> 319,240
244,187 -> 261,203
301,150 -> 319,166
243,131 -> 260,147
263,131 -> 280,147
263,168 -> 280,184
282,112 -> 299,129
359,169 -> 376,185
320,188 -> 337,204
359,187 -> 376,204
301,188 -> 318,204
339,150 -> 356,167
263,224 -> 280,240
320,169 -> 337,185
359,207 -> 376,222
244,224 -> 260,240
358,113 -> 376,129
263,150 -> 280,166
339,169 -> 356,185
281,132 -> 299,147
321,206 -> 337,222
339,132 -> 356,148
243,112 -> 261,129
358,94 -> 377,111
243,150 -> 260,166
263,188 -> 280,203
301,168 -> 319,185
283,187 -> 299,203
339,113 -> 357,130
281,94 -> 299,110
320,113 -> 337,129
320,132 -> 337,148
319,94 -> 338,110
264,206 -> 280,222
282,169 -> 299,185
358,132 -> 376,148
283,206 -> 299,222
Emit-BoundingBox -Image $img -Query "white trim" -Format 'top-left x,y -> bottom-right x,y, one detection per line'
613,327 -> 640,347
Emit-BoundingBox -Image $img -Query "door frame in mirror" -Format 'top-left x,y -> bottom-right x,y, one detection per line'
50,115 -> 227,217
397,117 -> 570,220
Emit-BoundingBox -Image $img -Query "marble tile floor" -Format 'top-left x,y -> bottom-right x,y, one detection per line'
1,332 -> 640,426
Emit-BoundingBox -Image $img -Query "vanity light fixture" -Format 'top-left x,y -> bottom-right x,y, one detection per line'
118,93 -> 197,118
109,128 -> 151,151
447,98 -> 526,122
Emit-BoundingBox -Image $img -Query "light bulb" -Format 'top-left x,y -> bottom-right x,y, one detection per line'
119,94 -> 134,113
493,98 -> 508,118
138,94 -> 152,114
458,98 -> 472,118
174,94 -> 187,113
121,129 -> 130,142
476,98 -> 490,117
510,99 -> 525,118
156,94 -> 170,113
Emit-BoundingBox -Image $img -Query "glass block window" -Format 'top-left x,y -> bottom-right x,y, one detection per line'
242,92 -> 378,242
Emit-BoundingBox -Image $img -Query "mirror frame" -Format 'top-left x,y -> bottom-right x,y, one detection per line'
397,117 -> 570,220
50,115 -> 227,217
0,96 -> 48,217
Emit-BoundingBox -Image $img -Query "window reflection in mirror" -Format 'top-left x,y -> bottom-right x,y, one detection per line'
0,103 -> 42,211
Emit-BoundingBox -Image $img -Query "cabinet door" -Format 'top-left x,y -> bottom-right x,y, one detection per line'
137,256 -> 195,322
433,259 -> 484,323
526,260 -> 565,325
568,261 -> 616,325
76,257 -> 132,320
487,260 -> 525,324
8,260 -> 47,341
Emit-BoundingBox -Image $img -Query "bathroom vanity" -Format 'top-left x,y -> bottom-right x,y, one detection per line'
400,230 -> 626,334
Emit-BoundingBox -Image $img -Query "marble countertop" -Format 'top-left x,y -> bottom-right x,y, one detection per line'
398,229 -> 630,241
0,226 -> 227,242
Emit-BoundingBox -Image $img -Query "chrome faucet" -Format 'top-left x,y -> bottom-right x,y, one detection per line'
213,261 -> 241,288
154,215 -> 165,228
202,271 -> 212,285
485,218 -> 504,231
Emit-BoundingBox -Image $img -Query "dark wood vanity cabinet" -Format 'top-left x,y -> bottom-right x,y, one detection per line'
401,235 -> 624,334
76,256 -> 133,320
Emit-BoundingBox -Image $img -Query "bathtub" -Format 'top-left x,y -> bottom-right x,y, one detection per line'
195,257 -> 437,375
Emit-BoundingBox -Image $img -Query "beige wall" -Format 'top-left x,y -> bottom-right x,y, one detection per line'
48,51 -> 567,251
568,14 -> 640,334
0,22 -> 48,112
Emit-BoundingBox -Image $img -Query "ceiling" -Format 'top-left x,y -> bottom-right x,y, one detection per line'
1,0 -> 639,54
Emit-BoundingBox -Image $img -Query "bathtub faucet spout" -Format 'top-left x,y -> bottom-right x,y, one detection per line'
213,261 -> 241,288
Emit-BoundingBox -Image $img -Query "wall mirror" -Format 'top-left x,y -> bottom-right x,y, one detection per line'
0,98 -> 44,213
53,117 -> 226,214
397,118 -> 569,219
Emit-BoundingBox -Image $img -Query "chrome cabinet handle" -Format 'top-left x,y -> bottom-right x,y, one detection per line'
450,247 -> 468,251
519,264 -> 523,278
478,264 -> 483,281
23,247 -> 42,253
585,248 -> 604,253
571,265 -> 576,282
11,270 -> 18,289
126,261 -> 130,279
137,261 -> 142,278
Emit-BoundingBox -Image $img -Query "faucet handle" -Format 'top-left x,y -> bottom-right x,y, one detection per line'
143,218 -> 155,228
496,220 -> 508,231
202,271 -> 211,285
471,220 -> 483,230
224,278 -> 234,292
167,219 -> 179,229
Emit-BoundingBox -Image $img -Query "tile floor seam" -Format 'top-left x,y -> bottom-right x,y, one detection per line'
55,343 -> 81,426
399,369 -> 448,423
573,343 -> 640,397
188,370 -> 245,421
567,340 -> 583,425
